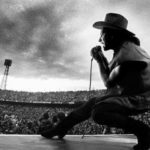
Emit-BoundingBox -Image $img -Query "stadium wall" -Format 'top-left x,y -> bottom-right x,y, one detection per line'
0,100 -> 83,108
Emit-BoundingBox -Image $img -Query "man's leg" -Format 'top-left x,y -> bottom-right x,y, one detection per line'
92,101 -> 150,150
41,97 -> 97,139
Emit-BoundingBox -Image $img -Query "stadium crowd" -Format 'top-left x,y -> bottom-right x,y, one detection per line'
0,89 -> 149,135
0,89 -> 106,103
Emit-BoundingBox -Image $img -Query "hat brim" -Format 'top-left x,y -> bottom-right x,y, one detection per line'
93,21 -> 134,36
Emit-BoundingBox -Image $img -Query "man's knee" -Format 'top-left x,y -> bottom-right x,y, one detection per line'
91,102 -> 119,124
72,97 -> 98,119
91,102 -> 129,124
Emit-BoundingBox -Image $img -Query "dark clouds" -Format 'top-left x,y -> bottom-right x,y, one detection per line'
0,0 -> 89,79
0,0 -> 150,82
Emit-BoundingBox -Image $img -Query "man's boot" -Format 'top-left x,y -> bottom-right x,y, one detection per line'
130,120 -> 150,150
41,98 -> 97,139
92,112 -> 150,150
41,112 -> 87,139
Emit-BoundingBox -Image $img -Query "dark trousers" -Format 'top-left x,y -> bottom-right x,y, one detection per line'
41,94 -> 150,149
71,94 -> 149,133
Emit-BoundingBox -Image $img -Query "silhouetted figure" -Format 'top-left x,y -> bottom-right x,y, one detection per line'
41,13 -> 150,150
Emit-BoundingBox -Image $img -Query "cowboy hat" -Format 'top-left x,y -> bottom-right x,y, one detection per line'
93,13 -> 134,35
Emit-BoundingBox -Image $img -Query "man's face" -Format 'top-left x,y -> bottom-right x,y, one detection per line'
99,28 -> 115,51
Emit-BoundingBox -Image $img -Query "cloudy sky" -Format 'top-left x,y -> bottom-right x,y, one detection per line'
0,0 -> 150,92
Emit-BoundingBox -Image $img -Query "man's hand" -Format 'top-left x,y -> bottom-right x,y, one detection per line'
90,46 -> 104,62
90,46 -> 110,88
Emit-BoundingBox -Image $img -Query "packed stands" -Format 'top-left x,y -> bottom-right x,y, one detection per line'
0,89 -> 149,135
0,89 -> 106,103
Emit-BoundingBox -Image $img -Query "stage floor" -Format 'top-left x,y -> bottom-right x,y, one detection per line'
0,134 -> 137,150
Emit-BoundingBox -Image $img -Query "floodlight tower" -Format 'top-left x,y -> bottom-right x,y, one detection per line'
1,59 -> 12,90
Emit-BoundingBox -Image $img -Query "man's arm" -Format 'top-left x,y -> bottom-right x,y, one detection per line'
91,46 -> 111,87
107,61 -> 147,87
96,55 -> 110,86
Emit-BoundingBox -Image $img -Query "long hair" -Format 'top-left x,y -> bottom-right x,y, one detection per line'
114,30 -> 140,46
101,28 -> 140,53
125,35 -> 140,46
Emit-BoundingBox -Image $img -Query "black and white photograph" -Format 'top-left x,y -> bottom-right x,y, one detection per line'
0,0 -> 149,150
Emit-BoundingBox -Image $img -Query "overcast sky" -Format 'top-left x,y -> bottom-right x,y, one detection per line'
0,0 -> 150,92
